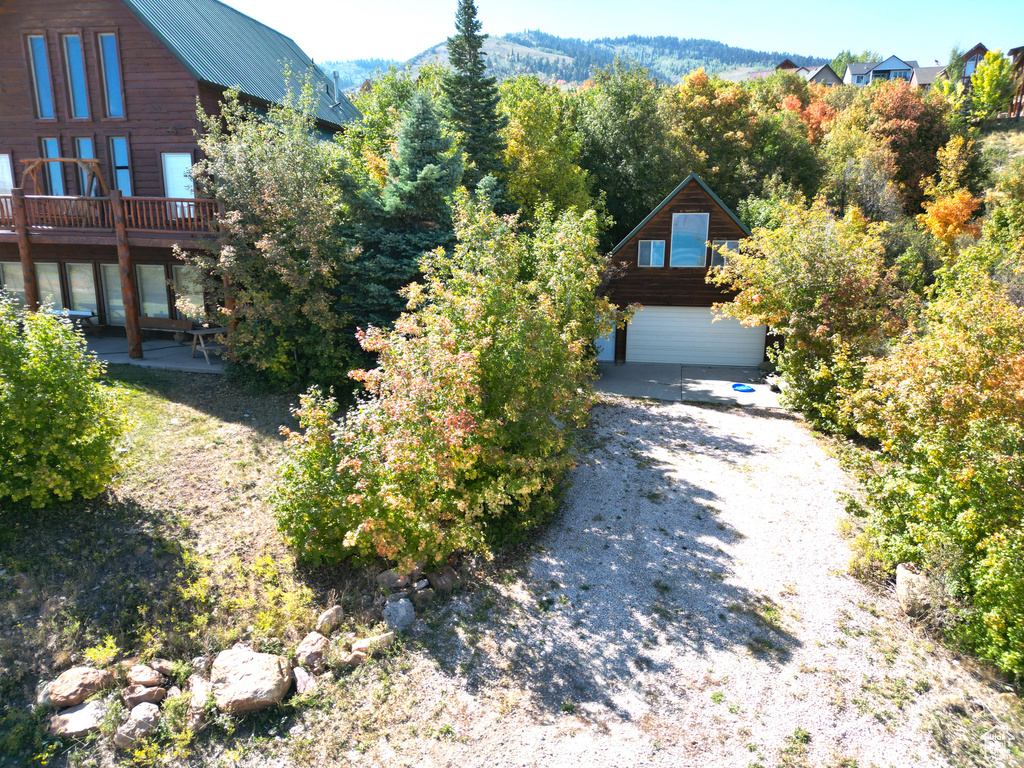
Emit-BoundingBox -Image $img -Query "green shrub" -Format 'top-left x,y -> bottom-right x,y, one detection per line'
0,298 -> 128,508
274,197 -> 611,570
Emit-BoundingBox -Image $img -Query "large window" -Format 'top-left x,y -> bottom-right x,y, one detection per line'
62,35 -> 89,119
27,35 -> 55,119
0,263 -> 26,305
66,264 -> 98,314
637,240 -> 665,267
41,138 -> 65,196
74,138 -> 97,195
35,262 -> 64,308
669,213 -> 709,267
109,137 -> 132,195
136,264 -> 169,318
100,264 -> 124,324
98,33 -> 124,118
0,154 -> 13,195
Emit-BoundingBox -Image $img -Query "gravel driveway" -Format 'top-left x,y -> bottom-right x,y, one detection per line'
310,397 -> 1018,768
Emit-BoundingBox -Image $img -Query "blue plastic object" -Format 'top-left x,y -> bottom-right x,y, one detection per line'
732,383 -> 755,393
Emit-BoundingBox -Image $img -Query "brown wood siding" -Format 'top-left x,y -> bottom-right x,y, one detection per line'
0,0 -> 203,197
606,180 -> 748,308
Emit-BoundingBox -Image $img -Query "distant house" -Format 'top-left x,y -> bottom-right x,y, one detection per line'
747,60 -> 840,86
844,55 -> 918,86
0,0 -> 360,358
1010,45 -> 1024,118
910,65 -> 945,91
598,174 -> 765,367
957,43 -> 989,85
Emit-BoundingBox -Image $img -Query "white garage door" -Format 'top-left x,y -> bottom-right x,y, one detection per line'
626,306 -> 766,366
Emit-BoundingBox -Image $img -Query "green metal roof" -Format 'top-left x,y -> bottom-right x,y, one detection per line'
610,174 -> 752,255
122,0 -> 361,128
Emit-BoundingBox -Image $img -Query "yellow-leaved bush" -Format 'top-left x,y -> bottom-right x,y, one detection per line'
273,196 -> 615,570
0,297 -> 129,508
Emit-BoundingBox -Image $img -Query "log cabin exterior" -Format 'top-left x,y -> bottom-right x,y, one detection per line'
601,174 -> 766,366
0,0 -> 359,356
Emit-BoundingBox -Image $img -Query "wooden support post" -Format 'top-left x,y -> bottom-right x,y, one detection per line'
10,188 -> 39,310
110,190 -> 142,358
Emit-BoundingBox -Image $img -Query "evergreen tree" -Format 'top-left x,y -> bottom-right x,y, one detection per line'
348,93 -> 463,328
443,0 -> 507,192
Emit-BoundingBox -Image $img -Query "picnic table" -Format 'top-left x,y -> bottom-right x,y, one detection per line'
47,309 -> 101,338
188,325 -> 228,364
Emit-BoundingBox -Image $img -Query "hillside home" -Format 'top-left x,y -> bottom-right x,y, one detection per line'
598,174 -> 765,366
843,56 -> 919,86
749,61 -> 840,86
0,0 -> 359,357
957,43 -> 989,85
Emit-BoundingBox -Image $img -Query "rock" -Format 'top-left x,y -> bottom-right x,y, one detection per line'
191,656 -> 210,673
48,699 -> 106,737
316,605 -> 344,635
36,679 -> 54,707
127,664 -> 164,687
341,651 -> 367,668
426,566 -> 461,594
411,588 -> 435,605
186,675 -> 211,731
149,658 -> 176,676
294,632 -> 329,673
383,598 -> 415,631
376,569 -> 410,591
896,563 -> 931,617
49,667 -> 114,708
166,686 -> 183,700
210,647 -> 292,714
293,666 -> 318,695
385,590 -> 412,603
351,631 -> 395,656
113,702 -> 160,749
408,562 -> 426,582
413,579 -> 429,591
122,684 -> 167,708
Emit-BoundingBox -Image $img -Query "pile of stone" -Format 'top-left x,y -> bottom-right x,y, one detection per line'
376,563 -> 461,632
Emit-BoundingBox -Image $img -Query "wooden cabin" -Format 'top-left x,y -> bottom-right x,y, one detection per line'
0,0 -> 360,357
600,174 -> 765,366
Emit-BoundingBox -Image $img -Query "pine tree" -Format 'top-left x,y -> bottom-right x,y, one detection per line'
443,0 -> 507,192
349,93 -> 463,328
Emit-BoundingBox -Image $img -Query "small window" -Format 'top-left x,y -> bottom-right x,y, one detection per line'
173,265 -> 205,321
100,263 -> 124,324
98,33 -> 125,118
669,213 -> 709,268
136,264 -> 169,318
41,138 -> 65,196
0,262 -> 27,305
74,138 -> 97,196
35,262 -> 64,308
711,240 -> 740,268
66,263 -> 98,313
0,154 -> 14,195
27,35 -> 55,119
637,240 -> 665,268
109,137 -> 132,195
62,35 -> 89,119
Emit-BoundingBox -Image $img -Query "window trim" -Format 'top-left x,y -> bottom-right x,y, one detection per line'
96,31 -> 126,120
61,33 -> 90,120
109,136 -> 133,196
25,33 -> 56,120
636,239 -> 665,268
668,212 -> 710,268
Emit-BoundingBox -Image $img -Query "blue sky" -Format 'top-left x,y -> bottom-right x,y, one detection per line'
222,0 -> 1023,66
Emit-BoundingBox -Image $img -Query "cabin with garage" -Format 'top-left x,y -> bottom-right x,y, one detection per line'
599,174 -> 766,367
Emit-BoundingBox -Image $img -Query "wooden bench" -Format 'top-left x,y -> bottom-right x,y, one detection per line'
139,315 -> 195,334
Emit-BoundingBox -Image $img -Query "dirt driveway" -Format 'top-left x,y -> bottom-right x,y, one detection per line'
288,397 -> 1018,768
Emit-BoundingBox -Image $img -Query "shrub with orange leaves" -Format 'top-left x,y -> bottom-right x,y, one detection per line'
917,188 -> 982,245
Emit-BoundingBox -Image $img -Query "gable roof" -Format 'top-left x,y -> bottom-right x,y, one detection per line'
874,55 -> 913,71
121,0 -> 361,129
804,64 -> 840,82
912,65 -> 944,86
610,174 -> 752,255
846,62 -> 877,76
776,58 -> 799,70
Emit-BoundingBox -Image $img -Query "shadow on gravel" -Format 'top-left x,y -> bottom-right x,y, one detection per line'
417,400 -> 802,720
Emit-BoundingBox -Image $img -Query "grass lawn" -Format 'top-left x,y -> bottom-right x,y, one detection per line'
0,366 -> 390,766
980,118 -> 1024,174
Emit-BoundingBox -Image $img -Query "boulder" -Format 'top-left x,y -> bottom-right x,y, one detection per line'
351,631 -> 395,656
122,684 -> 166,708
341,651 -> 368,668
411,588 -> 435,605
383,598 -> 415,631
36,679 -> 54,708
294,632 -> 329,673
48,699 -> 106,737
113,702 -> 160,749
149,658 -> 176,676
376,569 -> 410,591
127,664 -> 164,687
166,686 -> 183,700
896,563 -> 931,617
49,667 -> 114,708
210,647 -> 292,713
186,674 -> 211,731
316,605 -> 344,635
413,579 -> 430,591
293,666 -> 319,695
426,566 -> 461,594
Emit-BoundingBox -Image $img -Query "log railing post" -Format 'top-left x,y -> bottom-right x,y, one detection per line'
10,188 -> 39,310
110,190 -> 142,358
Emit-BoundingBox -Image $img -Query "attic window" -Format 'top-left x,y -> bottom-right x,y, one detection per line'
711,240 -> 739,268
637,240 -> 665,267
669,213 -> 709,268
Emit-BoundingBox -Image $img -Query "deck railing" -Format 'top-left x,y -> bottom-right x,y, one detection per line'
0,194 -> 217,235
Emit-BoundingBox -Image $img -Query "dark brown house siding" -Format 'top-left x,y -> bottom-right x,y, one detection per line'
0,0 -> 203,197
606,178 -> 749,309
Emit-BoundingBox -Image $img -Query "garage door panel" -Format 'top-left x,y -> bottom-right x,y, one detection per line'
626,306 -> 766,366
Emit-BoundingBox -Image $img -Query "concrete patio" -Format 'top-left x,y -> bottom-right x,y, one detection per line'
595,361 -> 780,407
87,335 -> 226,374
